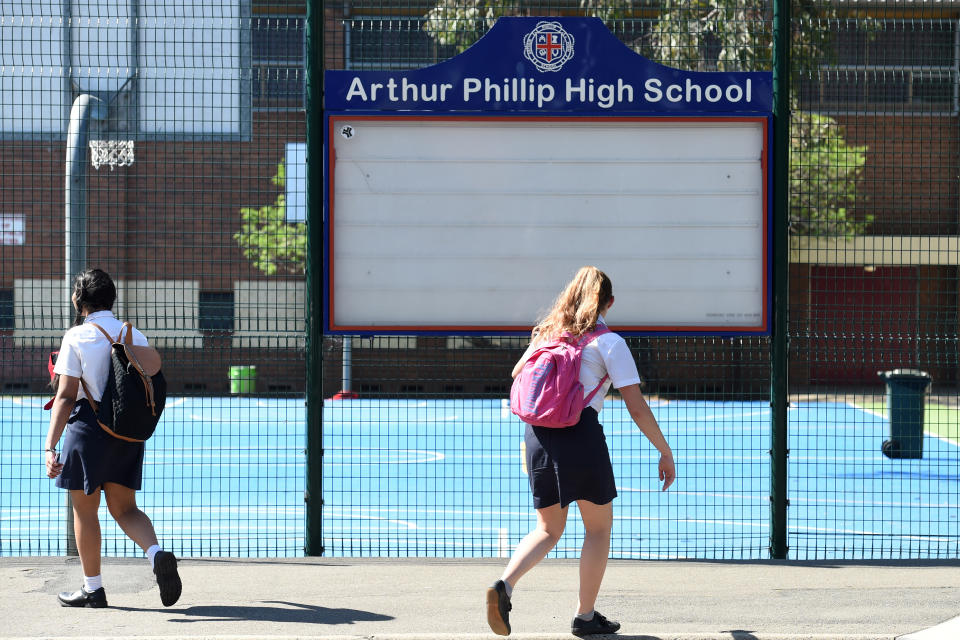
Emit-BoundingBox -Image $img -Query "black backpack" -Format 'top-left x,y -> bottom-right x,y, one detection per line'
80,322 -> 166,442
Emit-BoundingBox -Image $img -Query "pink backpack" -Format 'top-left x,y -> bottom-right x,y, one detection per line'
510,325 -> 610,428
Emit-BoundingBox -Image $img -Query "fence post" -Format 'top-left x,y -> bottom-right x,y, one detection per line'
769,0 -> 791,559
304,0 -> 325,556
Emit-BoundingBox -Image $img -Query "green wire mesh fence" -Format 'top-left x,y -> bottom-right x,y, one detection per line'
2,1 -> 958,560
1,0 -> 307,557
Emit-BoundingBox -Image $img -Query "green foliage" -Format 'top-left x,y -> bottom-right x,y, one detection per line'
234,162 -> 306,275
423,0 -> 506,51
645,0 -> 770,72
790,109 -> 871,235
423,0 -> 634,51
643,0 -> 836,73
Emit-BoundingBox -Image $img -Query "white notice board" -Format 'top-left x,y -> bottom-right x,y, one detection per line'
327,116 -> 768,334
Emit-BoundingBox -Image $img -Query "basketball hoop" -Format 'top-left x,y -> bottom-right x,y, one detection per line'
89,140 -> 135,170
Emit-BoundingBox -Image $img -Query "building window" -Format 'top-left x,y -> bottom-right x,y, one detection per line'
799,18 -> 958,114
447,336 -> 527,349
199,292 -> 235,332
0,290 -> 12,330
345,16 -> 454,70
253,15 -> 305,110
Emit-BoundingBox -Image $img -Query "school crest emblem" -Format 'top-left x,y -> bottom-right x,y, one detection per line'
523,21 -> 574,72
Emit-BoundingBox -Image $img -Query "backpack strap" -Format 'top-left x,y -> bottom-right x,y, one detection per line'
117,322 -> 159,416
580,324 -> 612,405
121,321 -> 134,345
79,378 -> 98,412
77,321 -> 115,410
86,321 -> 115,343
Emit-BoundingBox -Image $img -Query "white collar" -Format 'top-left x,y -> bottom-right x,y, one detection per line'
84,310 -> 115,323
597,314 -> 607,326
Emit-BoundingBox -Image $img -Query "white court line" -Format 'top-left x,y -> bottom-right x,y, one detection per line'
324,506 -> 536,518
617,515 -> 768,529
323,449 -> 445,465
610,426 -> 769,435
9,397 -> 44,408
324,511 -> 418,530
658,408 -> 772,422
790,524 -> 958,542
617,485 -> 960,509
617,486 -> 768,501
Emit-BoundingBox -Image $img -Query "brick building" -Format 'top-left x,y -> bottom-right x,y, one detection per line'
3,1 -> 957,397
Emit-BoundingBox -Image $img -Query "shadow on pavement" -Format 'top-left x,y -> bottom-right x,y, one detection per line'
113,600 -> 394,625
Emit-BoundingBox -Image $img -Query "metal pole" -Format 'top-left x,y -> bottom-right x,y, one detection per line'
342,336 -> 352,393
770,0 -> 791,559
304,0 -> 325,556
64,94 -> 106,556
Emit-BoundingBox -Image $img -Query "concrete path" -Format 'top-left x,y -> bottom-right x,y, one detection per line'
1,557 -> 959,640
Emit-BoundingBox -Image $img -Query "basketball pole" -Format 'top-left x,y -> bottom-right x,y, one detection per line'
63,94 -> 106,556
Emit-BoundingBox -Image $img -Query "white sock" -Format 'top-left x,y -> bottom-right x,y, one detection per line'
146,544 -> 162,569
501,579 -> 513,598
83,574 -> 102,592
576,610 -> 595,621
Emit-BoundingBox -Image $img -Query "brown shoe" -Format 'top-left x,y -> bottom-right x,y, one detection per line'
486,580 -> 511,636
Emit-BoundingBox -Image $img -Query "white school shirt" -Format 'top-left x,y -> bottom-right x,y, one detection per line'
518,316 -> 642,413
53,310 -> 148,403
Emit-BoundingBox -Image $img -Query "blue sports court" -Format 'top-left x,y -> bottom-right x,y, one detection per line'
2,396 -> 958,559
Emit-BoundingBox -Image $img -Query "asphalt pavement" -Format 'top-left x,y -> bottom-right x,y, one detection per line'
1,557 -> 959,640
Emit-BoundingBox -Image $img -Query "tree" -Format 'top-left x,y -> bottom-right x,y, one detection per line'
424,0 -> 634,50
423,0 -> 871,235
235,162 -> 307,275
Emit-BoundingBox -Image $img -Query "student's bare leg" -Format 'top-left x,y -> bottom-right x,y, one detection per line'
103,482 -> 158,551
70,489 -> 103,578
501,503 -> 568,587
575,500 -> 613,615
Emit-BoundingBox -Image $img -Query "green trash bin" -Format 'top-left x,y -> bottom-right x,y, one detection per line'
229,365 -> 257,394
878,369 -> 931,459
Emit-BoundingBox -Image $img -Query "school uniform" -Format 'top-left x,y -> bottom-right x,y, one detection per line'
519,316 -> 641,509
53,310 -> 149,495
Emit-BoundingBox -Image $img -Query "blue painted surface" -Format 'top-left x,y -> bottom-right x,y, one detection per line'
2,397 -> 957,559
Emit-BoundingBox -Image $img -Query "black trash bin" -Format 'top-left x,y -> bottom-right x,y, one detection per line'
878,369 -> 932,459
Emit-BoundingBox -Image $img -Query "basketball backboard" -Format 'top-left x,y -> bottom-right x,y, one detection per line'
0,0 -> 249,138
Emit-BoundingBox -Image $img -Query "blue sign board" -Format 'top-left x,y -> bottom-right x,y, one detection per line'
325,17 -> 772,115
323,17 -> 774,336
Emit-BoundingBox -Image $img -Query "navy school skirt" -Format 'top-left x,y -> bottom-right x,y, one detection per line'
524,407 -> 618,509
56,399 -> 145,495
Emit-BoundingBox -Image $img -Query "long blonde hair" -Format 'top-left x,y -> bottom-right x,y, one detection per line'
532,266 -> 613,343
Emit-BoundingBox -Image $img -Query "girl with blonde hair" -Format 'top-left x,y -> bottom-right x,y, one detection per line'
487,266 -> 675,637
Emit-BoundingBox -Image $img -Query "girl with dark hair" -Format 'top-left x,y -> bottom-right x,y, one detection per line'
43,268 -> 181,608
487,266 -> 675,637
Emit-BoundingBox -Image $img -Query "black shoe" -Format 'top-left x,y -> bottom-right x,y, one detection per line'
486,579 -> 512,636
571,611 -> 621,637
153,551 -> 182,607
58,586 -> 107,608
